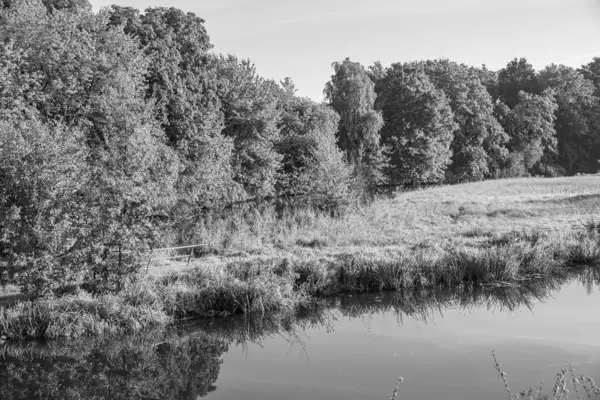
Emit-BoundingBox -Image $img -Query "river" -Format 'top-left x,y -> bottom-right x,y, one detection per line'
1,270 -> 599,399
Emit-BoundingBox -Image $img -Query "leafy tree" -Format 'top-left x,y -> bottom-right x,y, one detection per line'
324,58 -> 387,192
110,6 -> 282,203
41,0 -> 91,12
0,119 -> 88,292
107,5 -> 241,213
0,2 -> 179,292
212,55 -> 283,199
579,57 -> 600,97
470,64 -> 500,101
367,61 -> 387,83
276,80 -> 351,209
538,64 -> 600,174
421,60 -> 508,181
375,63 -> 457,185
495,90 -> 558,175
0,2 -> 145,128
498,58 -> 540,108
107,6 -> 216,150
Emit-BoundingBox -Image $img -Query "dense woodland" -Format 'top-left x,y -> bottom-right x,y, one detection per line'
2,0 -> 600,294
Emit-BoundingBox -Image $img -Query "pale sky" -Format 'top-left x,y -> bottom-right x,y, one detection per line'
90,0 -> 600,101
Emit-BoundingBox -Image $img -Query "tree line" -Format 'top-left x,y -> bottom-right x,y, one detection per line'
1,0 -> 599,294
329,58 -> 600,186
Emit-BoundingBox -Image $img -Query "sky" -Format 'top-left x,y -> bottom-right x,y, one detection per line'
90,0 -> 600,101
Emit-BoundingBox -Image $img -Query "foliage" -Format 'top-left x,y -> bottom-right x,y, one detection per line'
211,55 -> 283,198
0,120 -> 88,293
421,59 -> 509,181
471,64 -> 500,101
276,82 -> 352,209
108,5 -> 241,211
325,58 -> 387,193
495,90 -> 558,175
374,63 -> 457,185
538,64 -> 600,174
498,58 -> 541,108
579,57 -> 600,97
41,0 -> 91,12
0,2 -> 179,293
2,0 -> 600,299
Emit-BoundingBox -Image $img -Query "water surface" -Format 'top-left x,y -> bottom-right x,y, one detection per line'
1,272 -> 599,400
206,278 -> 600,400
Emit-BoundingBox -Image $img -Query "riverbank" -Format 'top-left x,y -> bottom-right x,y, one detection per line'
1,176 -> 600,340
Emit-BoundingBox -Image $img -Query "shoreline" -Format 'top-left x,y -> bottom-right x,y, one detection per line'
1,176 -> 600,341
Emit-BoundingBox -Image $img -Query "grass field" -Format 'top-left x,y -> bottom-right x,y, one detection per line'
2,176 -> 600,340
158,175 -> 600,276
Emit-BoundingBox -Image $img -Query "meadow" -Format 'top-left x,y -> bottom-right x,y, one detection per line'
174,175 -> 600,265
1,175 -> 600,340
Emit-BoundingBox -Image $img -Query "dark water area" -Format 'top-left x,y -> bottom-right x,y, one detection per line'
1,270 -> 600,400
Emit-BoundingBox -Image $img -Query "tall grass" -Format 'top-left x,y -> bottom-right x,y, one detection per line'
0,291 -> 170,340
2,237 -> 598,341
0,263 -> 308,339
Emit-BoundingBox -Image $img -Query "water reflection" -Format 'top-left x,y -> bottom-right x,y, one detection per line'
1,270 -> 598,400
0,331 -> 227,400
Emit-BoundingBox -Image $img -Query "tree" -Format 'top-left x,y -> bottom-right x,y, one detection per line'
108,5 -> 241,212
579,57 -> 600,97
495,90 -> 558,175
324,58 -> 387,192
375,63 -> 457,185
212,55 -> 283,199
41,0 -> 91,12
0,119 -> 88,292
421,60 -> 508,181
538,64 -> 600,174
498,58 -> 540,108
108,6 -> 217,150
276,80 -> 351,209
0,2 -> 180,292
470,64 -> 500,101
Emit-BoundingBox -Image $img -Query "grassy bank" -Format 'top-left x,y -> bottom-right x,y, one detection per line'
1,176 -> 600,340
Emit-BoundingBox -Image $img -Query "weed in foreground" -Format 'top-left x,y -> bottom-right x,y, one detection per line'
491,350 -> 600,400
389,376 -> 404,399
386,351 -> 600,400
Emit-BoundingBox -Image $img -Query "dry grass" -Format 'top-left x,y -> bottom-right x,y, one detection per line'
167,176 -> 600,266
151,176 -> 600,294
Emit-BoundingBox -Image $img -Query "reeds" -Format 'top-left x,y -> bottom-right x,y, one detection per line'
0,263 -> 309,339
0,290 -> 170,340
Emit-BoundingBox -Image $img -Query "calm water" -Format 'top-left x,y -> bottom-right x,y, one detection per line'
1,273 -> 600,400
